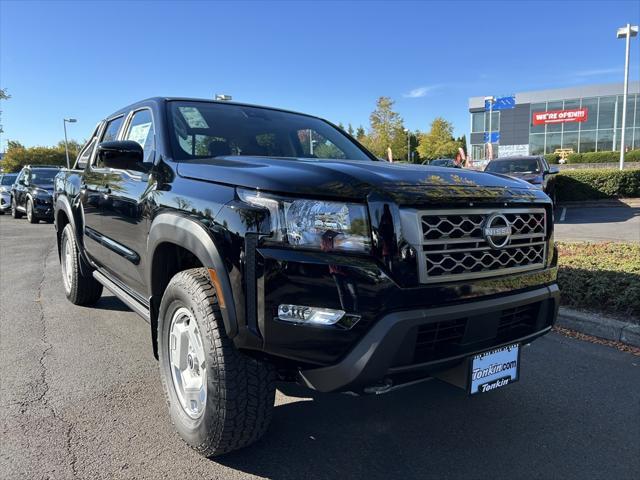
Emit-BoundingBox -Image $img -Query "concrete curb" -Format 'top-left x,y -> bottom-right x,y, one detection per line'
557,307 -> 640,348
559,198 -> 640,208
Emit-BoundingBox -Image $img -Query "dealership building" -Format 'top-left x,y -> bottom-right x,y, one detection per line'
468,82 -> 640,161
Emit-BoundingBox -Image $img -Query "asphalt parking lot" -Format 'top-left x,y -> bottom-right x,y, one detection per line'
554,205 -> 640,242
1,215 -> 639,480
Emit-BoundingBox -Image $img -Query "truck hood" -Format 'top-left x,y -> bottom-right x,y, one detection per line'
177,157 -> 544,205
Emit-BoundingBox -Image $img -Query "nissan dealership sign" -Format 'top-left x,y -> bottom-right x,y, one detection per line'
532,107 -> 588,125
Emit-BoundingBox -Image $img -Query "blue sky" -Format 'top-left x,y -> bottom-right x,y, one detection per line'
1,0 -> 639,148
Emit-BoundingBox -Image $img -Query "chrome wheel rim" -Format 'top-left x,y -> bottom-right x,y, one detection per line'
169,307 -> 207,419
27,200 -> 32,222
61,233 -> 73,293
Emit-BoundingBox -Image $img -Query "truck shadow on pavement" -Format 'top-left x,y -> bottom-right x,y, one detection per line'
558,205 -> 639,225
91,294 -> 134,312
215,378 -> 572,479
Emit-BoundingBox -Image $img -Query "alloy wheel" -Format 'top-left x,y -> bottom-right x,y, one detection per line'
169,306 -> 207,419
61,232 -> 73,294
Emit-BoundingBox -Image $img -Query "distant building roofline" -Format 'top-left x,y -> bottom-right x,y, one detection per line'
469,81 -> 640,109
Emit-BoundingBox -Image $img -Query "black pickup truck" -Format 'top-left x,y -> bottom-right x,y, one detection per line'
54,97 -> 559,457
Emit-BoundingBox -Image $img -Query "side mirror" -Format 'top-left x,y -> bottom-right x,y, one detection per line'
97,140 -> 144,171
548,166 -> 559,175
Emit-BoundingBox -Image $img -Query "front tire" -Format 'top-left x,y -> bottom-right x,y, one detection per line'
60,223 -> 103,305
158,268 -> 276,457
11,198 -> 22,219
27,198 -> 38,223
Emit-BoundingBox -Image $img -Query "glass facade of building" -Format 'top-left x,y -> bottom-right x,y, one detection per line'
528,94 -> 639,155
469,90 -> 640,160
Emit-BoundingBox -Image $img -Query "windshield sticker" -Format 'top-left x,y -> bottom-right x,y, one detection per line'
179,107 -> 209,128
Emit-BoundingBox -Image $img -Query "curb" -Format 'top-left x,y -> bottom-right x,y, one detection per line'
557,307 -> 640,348
559,198 -> 640,208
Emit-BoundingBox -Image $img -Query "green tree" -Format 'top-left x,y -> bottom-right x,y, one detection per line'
347,123 -> 355,136
57,139 -> 83,159
337,122 -> 345,131
456,134 -> 467,154
417,117 -> 460,160
0,88 -> 10,135
361,96 -> 407,160
1,140 -> 82,172
355,125 -> 366,142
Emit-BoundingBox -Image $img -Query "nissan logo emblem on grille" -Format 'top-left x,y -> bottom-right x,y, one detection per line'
483,213 -> 512,249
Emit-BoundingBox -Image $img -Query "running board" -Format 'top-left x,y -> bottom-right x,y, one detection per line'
93,270 -> 150,322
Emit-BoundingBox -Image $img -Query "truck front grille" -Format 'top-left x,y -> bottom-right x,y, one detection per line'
414,208 -> 547,283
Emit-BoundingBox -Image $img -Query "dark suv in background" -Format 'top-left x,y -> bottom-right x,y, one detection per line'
484,156 -> 559,204
11,165 -> 59,223
54,97 -> 559,457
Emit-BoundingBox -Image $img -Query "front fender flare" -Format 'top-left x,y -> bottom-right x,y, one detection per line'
147,213 -> 238,340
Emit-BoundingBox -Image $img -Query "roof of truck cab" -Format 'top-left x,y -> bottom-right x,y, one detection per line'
104,97 -> 324,122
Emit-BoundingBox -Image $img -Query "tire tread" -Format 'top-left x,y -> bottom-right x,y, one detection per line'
159,268 -> 275,457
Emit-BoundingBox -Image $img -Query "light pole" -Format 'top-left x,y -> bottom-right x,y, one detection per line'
63,118 -> 77,169
616,23 -> 638,170
404,128 -> 410,162
484,96 -> 495,160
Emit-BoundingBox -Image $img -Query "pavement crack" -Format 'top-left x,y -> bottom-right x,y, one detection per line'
19,237 -> 79,478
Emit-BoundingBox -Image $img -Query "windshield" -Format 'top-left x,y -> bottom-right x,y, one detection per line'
168,101 -> 372,162
30,169 -> 58,184
486,158 -> 541,174
1,174 -> 17,186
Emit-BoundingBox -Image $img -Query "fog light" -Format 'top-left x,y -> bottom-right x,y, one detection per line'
277,305 -> 345,325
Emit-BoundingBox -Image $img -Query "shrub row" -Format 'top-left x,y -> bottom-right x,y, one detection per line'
543,150 -> 640,165
555,168 -> 640,201
556,242 -> 640,321
566,149 -> 640,164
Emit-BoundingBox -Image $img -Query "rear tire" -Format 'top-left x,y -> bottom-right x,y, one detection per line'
60,223 -> 103,305
11,198 -> 22,219
158,268 -> 276,457
27,198 -> 38,224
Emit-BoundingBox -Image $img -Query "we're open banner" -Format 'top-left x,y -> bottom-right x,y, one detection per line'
532,108 -> 588,125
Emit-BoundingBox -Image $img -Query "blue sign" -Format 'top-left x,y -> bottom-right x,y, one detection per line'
485,96 -> 515,111
483,132 -> 500,143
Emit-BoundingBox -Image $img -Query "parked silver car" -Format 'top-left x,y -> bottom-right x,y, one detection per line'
0,173 -> 18,215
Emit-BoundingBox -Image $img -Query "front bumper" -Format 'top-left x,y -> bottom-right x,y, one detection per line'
0,192 -> 10,211
33,197 -> 54,219
299,284 -> 559,392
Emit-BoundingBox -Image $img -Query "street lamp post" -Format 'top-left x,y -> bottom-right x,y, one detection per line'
484,96 -> 495,160
616,23 -> 638,171
404,128 -> 410,162
63,118 -> 77,169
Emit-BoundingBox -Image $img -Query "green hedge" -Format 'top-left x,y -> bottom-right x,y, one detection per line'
556,168 -> 640,201
544,153 -> 560,164
565,149 -> 640,164
557,242 -> 640,321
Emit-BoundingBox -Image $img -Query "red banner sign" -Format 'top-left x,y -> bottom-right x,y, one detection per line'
532,108 -> 588,125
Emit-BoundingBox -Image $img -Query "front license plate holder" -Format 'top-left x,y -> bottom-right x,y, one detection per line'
469,343 -> 520,395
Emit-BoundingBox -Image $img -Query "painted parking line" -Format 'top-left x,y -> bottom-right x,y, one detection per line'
559,207 -> 567,222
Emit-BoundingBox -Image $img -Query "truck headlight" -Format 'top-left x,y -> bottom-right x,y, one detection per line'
238,189 -> 371,253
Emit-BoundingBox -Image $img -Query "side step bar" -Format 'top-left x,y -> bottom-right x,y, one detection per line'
93,270 -> 150,322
